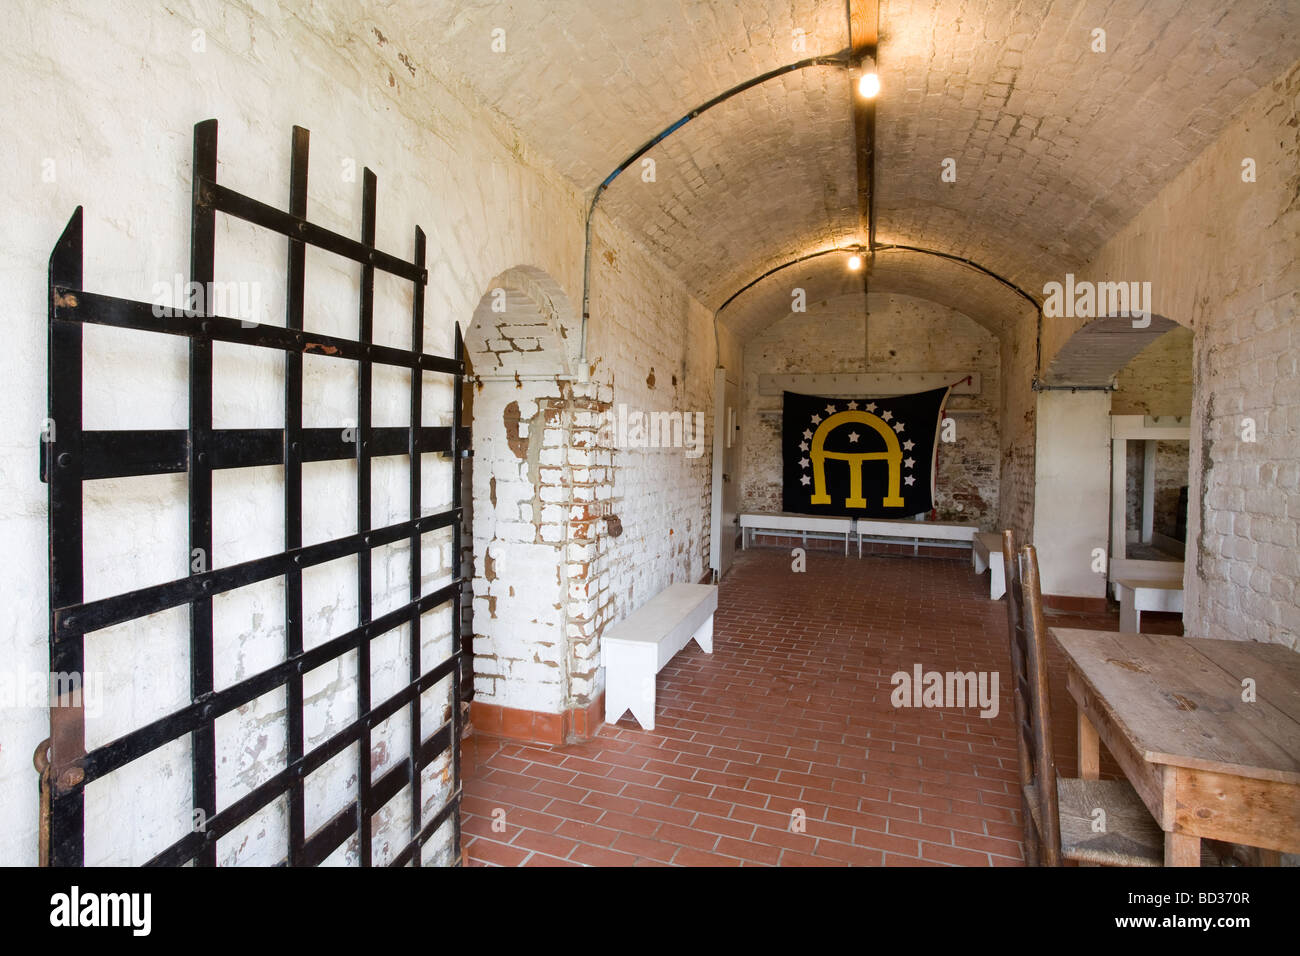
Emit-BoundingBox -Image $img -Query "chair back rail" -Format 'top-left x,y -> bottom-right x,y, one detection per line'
1001,530 -> 1037,865
1002,533 -> 1063,865
1020,544 -> 1063,865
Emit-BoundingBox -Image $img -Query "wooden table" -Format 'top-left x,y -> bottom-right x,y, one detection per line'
1052,629 -> 1300,866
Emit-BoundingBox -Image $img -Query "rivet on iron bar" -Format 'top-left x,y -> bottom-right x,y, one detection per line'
58,768 -> 85,790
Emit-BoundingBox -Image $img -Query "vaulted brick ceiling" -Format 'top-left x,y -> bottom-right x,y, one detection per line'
382,0 -> 1299,334
717,247 -> 1036,343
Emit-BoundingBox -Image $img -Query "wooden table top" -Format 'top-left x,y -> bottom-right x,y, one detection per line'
1051,629 -> 1300,785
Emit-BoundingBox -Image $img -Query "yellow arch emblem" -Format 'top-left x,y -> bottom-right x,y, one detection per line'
809,410 -> 904,508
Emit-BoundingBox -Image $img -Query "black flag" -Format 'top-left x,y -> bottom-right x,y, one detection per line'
781,387 -> 950,518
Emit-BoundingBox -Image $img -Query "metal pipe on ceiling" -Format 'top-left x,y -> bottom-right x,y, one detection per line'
713,243 -> 1041,321
578,51 -> 855,380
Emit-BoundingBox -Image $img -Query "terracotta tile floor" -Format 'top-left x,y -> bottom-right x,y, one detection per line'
462,547 -> 1181,867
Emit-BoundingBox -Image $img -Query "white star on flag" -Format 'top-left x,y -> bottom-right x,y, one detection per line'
803,429 -> 812,439
865,402 -> 877,412
881,410 -> 893,422
848,432 -> 860,443
847,400 -> 858,410
904,457 -> 915,469
799,457 -> 810,469
904,475 -> 915,486
825,404 -> 837,415
800,475 -> 811,486
893,421 -> 905,433
799,441 -> 808,451
903,439 -> 915,451
811,414 -> 821,424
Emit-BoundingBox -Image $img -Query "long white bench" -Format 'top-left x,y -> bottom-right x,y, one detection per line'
740,512 -> 979,557
971,532 -> 1006,599
601,582 -> 717,731
1109,559 -> 1185,633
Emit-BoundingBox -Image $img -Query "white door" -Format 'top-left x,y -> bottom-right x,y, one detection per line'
710,368 -> 742,579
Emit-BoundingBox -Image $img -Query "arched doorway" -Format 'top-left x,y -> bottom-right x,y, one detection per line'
1034,314 -> 1193,611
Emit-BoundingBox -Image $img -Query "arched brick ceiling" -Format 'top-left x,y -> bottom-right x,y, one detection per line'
873,0 -> 1300,292
599,67 -> 859,307
378,0 -> 1299,314
379,0 -> 851,186
719,248 -> 1035,342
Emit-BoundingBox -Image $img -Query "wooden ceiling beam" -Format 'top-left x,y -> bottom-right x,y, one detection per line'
849,0 -> 879,51
848,0 -> 879,264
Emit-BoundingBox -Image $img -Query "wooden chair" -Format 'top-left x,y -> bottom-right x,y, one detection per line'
1001,531 -> 1166,867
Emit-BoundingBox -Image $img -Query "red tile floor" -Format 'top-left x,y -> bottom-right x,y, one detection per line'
461,547 -> 1181,866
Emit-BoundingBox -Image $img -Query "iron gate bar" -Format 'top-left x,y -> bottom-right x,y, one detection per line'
392,778 -> 459,868
407,224 -> 426,864
285,123 -> 308,866
198,180 -> 427,284
48,290 -> 460,373
47,208 -> 86,869
52,510 -> 459,640
355,167 -> 376,868
143,658 -> 459,867
76,581 -> 460,790
43,119 -> 465,866
190,116 -> 219,868
40,425 -> 462,481
450,323 -> 465,866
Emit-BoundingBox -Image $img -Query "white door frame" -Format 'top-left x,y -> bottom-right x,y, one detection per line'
710,367 -> 740,580
1109,414 -> 1190,571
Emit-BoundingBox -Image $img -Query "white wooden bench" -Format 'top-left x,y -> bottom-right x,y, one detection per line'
1109,560 -> 1184,633
601,582 -> 718,731
971,532 -> 1005,599
740,512 -> 978,557
739,512 -> 854,553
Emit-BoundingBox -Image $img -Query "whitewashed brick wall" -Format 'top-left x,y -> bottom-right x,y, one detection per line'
581,222 -> 717,699
1045,61 -> 1300,647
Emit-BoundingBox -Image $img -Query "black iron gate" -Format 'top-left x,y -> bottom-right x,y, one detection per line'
39,120 -> 465,866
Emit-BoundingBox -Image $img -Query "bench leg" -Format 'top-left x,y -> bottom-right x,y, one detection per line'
693,615 -> 714,654
990,556 -> 1005,600
604,645 -> 657,731
1119,586 -> 1140,633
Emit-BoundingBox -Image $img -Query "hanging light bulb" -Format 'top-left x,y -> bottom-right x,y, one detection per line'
858,55 -> 880,98
848,253 -> 863,271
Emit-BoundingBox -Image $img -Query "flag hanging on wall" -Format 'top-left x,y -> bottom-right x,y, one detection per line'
781,386 -> 950,519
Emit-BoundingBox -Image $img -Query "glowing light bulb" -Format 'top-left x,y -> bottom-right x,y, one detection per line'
858,56 -> 880,98
848,254 -> 863,271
